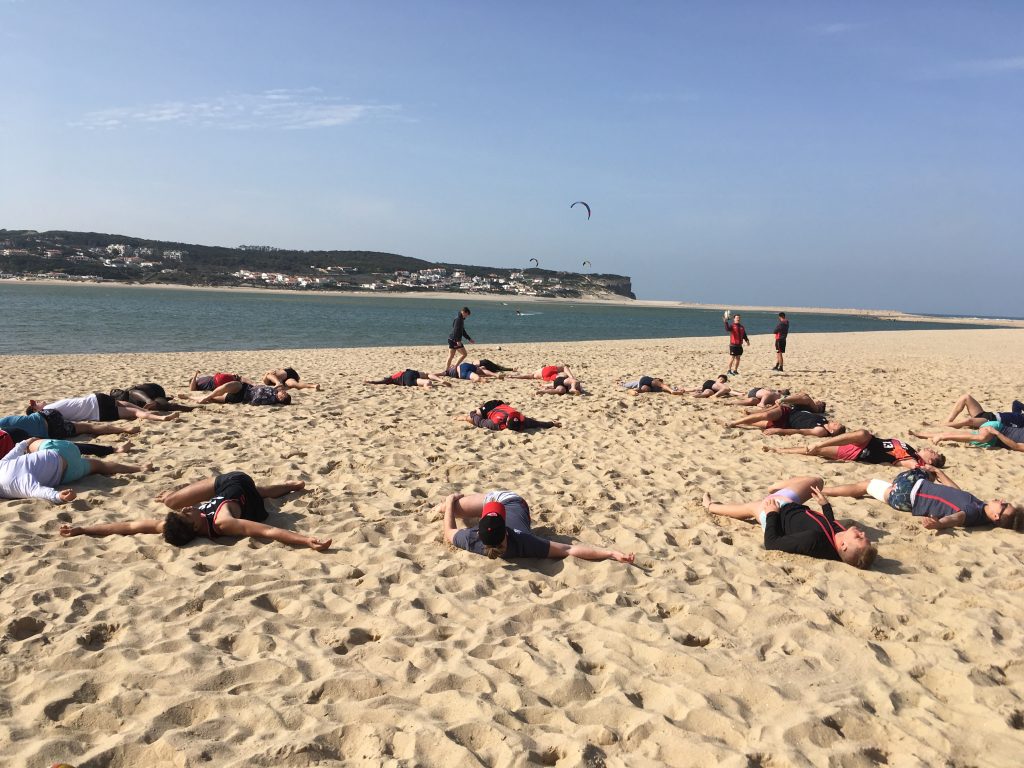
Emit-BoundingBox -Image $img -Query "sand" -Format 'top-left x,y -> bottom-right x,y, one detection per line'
2,328 -> 1024,767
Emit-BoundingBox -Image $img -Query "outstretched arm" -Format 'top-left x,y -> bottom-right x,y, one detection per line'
60,520 -> 163,537
217,517 -> 331,551
549,541 -> 635,563
979,427 -> 1024,452
927,467 -> 961,489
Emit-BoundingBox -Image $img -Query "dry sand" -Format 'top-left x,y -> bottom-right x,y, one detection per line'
2,328 -> 1024,767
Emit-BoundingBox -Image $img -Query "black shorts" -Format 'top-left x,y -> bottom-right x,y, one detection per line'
214,471 -> 268,522
95,392 -> 119,421
283,368 -> 299,382
43,409 -> 77,438
399,369 -> 420,387
225,384 -> 248,404
447,339 -> 464,350
701,380 -> 716,392
978,410 -> 997,422
729,344 -> 744,357
775,338 -> 787,353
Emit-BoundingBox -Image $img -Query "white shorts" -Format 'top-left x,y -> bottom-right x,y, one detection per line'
866,479 -> 890,502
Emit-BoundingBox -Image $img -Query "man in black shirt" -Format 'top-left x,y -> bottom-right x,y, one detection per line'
445,307 -> 474,373
703,475 -> 876,568
772,312 -> 789,371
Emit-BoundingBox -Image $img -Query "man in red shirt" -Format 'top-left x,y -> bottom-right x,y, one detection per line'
724,311 -> 750,375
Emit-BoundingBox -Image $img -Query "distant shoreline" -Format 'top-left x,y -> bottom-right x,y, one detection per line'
3,276 -> 1021,328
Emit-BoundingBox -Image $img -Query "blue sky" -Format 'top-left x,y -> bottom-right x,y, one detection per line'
1,1 -> 1021,315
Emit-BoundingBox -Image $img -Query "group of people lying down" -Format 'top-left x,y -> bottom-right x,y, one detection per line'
0,365 -> 318,506
367,361 -> 586,394
4,362 -> 1021,568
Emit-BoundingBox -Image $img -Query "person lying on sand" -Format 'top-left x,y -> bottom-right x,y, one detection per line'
1,438 -> 147,503
473,358 -> 517,374
28,393 -> 178,423
193,381 -> 291,406
365,369 -> 452,388
443,362 -> 502,382
535,372 -> 585,395
439,490 -> 634,563
0,428 -> 132,461
703,476 -> 876,568
109,382 -> 195,413
189,371 -> 253,391
941,392 -> 1024,429
59,471 -> 331,550
771,429 -> 944,469
677,374 -> 731,398
728,386 -> 791,408
1,410 -> 138,440
824,468 -> 1022,532
910,424 -> 1024,452
455,400 -> 560,431
728,405 -> 845,437
619,376 -> 683,394
507,364 -> 574,381
263,367 -> 321,391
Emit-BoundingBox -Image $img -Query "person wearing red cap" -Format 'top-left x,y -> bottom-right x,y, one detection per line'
440,490 -> 635,563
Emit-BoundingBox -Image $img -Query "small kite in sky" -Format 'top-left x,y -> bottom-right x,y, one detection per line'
571,201 -> 591,219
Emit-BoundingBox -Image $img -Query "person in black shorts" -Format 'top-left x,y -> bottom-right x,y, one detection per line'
678,374 -> 731,398
724,312 -> 750,375
263,367 -> 321,391
772,429 -> 944,468
703,475 -> 876,568
455,400 -> 561,431
110,383 -> 195,412
59,471 -> 331,550
365,369 -> 450,388
772,312 -> 789,371
728,404 -> 845,437
445,307 -> 474,372
535,373 -> 585,395
193,381 -> 291,406
941,392 -> 1024,429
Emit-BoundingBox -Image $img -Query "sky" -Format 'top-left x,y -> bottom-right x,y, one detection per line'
1,1 -> 1021,315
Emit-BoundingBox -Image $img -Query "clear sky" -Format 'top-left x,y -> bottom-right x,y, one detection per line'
1,1 -> 1021,315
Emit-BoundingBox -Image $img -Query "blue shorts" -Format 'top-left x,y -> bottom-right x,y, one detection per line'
458,363 -> 476,380
887,469 -> 928,512
37,439 -> 91,483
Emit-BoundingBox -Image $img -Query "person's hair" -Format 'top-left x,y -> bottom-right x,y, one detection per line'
717,374 -> 728,382
779,312 -> 786,318
461,306 -> 471,315
163,511 -> 197,546
830,423 -> 847,436
1012,506 -> 1024,533
780,389 -> 791,396
276,390 -> 292,405
854,543 -> 878,569
931,453 -> 946,469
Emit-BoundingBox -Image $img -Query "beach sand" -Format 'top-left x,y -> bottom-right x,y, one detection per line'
2,328 -> 1024,767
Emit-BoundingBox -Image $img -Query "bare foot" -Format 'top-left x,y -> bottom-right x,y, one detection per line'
114,440 -> 133,454
154,490 -> 169,503
315,384 -> 323,391
284,480 -> 306,492
124,425 -> 142,435
701,491 -> 713,512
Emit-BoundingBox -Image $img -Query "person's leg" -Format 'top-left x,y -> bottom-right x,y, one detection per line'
72,421 -> 140,436
255,480 -> 306,498
703,491 -> 762,520
947,417 -> 986,429
444,347 -> 456,372
158,477 -> 219,509
807,429 -> 870,455
944,393 -> 984,424
198,381 -> 243,404
286,378 -> 320,390
115,403 -> 178,422
729,406 -> 782,428
766,476 -> 823,503
455,346 -> 468,367
74,442 -> 118,457
781,392 -> 817,409
189,370 -> 202,391
822,480 -> 871,499
84,457 -> 145,476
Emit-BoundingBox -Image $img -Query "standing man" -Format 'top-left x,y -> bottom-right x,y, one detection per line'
723,311 -> 749,376
773,312 -> 789,371
445,306 -> 474,372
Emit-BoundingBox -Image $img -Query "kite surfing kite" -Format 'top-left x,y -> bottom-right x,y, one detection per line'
582,260 -> 591,271
529,258 -> 539,268
571,201 -> 591,219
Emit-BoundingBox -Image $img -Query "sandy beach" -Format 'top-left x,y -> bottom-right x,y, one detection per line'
3,328 -> 1024,767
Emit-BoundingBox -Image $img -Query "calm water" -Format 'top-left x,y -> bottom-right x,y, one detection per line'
0,282 -> 1003,356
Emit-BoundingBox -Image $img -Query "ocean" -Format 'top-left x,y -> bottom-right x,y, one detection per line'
0,281 -> 1004,356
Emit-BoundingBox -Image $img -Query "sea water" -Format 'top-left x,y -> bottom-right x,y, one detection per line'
0,282 -> 1003,356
